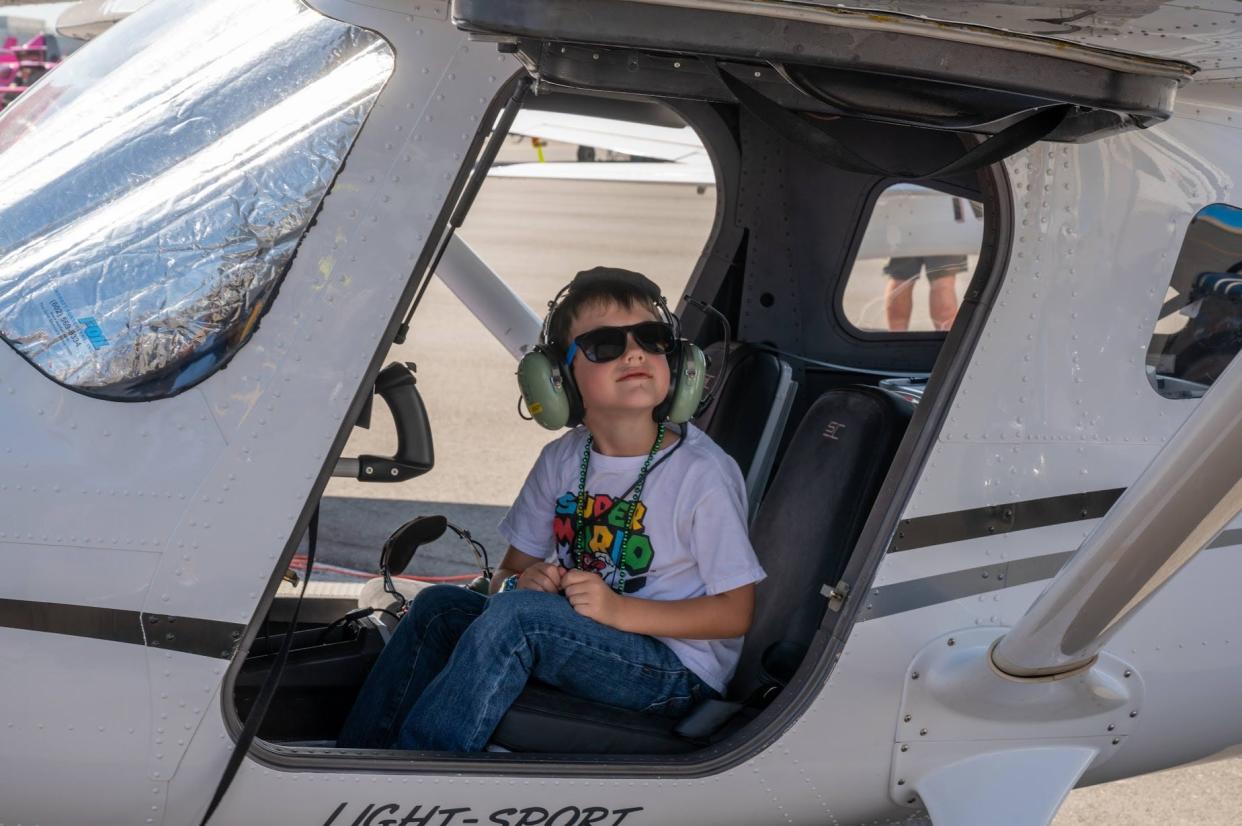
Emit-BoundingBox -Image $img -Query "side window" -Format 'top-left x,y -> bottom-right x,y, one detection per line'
0,0 -> 394,399
840,184 -> 983,334
1146,203 -> 1242,399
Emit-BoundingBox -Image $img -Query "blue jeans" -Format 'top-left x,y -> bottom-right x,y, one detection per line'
336,584 -> 717,751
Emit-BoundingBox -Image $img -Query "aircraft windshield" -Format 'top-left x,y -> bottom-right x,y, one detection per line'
0,0 -> 394,399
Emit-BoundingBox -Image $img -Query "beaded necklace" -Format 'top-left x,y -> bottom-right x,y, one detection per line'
572,422 -> 666,595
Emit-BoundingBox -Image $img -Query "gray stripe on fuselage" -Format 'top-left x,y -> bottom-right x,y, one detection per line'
860,551 -> 1074,621
888,488 -> 1124,553
0,597 -> 243,658
862,527 -> 1242,622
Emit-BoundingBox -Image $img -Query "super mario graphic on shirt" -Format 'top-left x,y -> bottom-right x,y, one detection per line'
553,490 -> 654,594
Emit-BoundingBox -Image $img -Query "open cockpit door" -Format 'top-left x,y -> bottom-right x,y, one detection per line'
0,0 -> 528,818
453,0 -> 1196,143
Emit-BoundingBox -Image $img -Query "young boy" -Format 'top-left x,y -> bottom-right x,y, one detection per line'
337,267 -> 765,752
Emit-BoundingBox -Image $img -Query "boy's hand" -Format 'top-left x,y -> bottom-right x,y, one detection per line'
517,562 -> 565,594
563,569 -> 621,626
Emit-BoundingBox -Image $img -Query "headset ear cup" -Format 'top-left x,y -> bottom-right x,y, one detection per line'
517,347 -> 572,429
659,342 -> 706,424
653,341 -> 680,423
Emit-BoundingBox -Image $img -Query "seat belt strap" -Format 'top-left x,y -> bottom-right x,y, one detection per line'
706,58 -> 1072,181
198,506 -> 319,826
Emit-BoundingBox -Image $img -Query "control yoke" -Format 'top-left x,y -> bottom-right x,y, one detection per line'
333,362 -> 434,482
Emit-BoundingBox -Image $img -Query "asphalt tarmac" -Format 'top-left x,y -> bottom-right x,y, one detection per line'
317,154 -> 1242,825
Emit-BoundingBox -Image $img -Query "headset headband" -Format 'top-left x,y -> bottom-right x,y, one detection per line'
542,267 -> 676,348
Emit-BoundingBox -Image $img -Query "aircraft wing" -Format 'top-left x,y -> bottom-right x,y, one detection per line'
507,109 -> 704,163
489,158 -> 714,186
496,109 -> 714,185
855,188 -> 984,259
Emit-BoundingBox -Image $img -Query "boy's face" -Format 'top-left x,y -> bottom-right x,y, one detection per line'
567,299 -> 672,420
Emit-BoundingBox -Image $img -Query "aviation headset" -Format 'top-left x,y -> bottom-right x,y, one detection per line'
517,267 -> 707,430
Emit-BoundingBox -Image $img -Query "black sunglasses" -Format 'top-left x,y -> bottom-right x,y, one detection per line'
565,321 -> 676,364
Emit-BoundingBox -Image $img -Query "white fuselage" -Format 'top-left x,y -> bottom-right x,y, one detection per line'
1,2 -> 1241,825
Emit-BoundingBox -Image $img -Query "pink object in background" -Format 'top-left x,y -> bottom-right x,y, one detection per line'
0,35 -> 60,110
13,34 -> 46,62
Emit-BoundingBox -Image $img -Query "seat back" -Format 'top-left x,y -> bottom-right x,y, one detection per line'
694,342 -> 796,523
729,386 -> 913,701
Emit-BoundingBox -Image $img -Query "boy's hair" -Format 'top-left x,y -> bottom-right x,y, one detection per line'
548,267 -> 662,349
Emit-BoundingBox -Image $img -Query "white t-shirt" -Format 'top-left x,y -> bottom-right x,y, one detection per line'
497,423 -> 766,694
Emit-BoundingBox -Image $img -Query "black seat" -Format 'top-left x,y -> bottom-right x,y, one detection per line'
729,386 -> 912,701
490,386 -> 913,754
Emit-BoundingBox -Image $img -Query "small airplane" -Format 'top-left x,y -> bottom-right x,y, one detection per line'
2,2 -> 1242,826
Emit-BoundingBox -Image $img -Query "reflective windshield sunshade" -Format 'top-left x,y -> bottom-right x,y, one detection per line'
0,0 -> 394,399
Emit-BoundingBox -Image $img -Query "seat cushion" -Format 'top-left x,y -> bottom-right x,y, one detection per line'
489,682 -> 697,754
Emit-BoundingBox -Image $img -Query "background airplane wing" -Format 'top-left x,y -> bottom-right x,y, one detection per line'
506,110 -> 704,163
494,109 -> 714,186
855,186 -> 984,259
488,158 -> 714,186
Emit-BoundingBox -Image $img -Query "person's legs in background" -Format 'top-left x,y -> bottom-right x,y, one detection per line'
883,257 -> 922,331
924,255 -> 969,331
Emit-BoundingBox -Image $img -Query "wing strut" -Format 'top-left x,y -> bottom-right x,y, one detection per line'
394,75 -> 530,345
993,343 -> 1242,678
